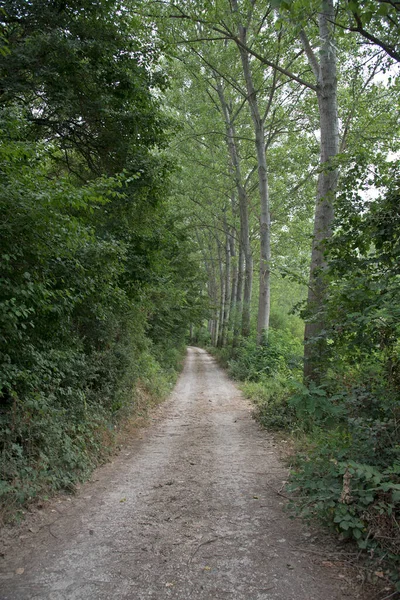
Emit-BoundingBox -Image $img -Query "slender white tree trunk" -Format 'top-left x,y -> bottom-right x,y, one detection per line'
221,220 -> 232,346
301,0 -> 339,380
235,24 -> 271,344
228,196 -> 239,345
197,230 -> 219,347
229,225 -> 238,322
217,238 -> 226,347
233,243 -> 244,347
216,82 -> 253,339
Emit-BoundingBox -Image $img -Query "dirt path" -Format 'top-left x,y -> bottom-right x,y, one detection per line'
0,347 -> 365,599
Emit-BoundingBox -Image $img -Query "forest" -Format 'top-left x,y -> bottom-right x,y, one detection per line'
0,0 -> 399,585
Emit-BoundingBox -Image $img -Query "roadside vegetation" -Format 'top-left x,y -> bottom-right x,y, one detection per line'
0,1 -> 206,522
1,0 -> 399,588
206,171 -> 400,586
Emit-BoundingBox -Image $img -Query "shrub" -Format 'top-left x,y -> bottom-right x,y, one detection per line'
227,329 -> 302,382
242,376 -> 297,430
288,428 -> 400,586
0,109 -> 202,521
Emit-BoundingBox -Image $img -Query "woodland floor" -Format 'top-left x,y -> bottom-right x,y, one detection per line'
0,348 -> 380,599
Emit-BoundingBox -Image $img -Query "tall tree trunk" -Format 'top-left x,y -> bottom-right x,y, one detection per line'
197,230 -> 219,347
217,238 -> 226,348
206,235 -> 220,347
233,243 -> 244,347
216,82 -> 253,340
229,226 -> 238,330
221,218 -> 232,346
228,193 -> 238,342
207,275 -> 218,346
301,0 -> 339,380
234,22 -> 271,344
241,215 -> 253,338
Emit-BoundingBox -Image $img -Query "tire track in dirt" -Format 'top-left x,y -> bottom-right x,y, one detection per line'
0,347 -> 364,599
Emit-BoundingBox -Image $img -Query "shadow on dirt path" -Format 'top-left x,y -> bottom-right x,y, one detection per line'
0,347 -> 368,599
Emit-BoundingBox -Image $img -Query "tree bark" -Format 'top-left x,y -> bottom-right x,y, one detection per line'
233,242 -> 244,347
241,201 -> 253,339
217,238 -> 226,347
197,229 -> 219,347
234,20 -> 271,344
301,0 -> 339,381
216,82 -> 253,341
221,216 -> 232,346
229,225 -> 238,323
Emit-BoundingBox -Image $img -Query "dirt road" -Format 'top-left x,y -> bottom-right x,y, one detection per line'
0,347 -> 362,599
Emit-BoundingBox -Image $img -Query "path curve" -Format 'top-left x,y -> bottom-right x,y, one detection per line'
1,347 -> 361,599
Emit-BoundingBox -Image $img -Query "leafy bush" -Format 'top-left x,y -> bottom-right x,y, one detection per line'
0,106 -> 204,520
288,429 -> 400,586
288,381 -> 346,430
207,346 -> 232,369
191,325 -> 212,347
242,376 -> 297,430
207,329 -> 302,431
283,169 -> 400,584
227,329 -> 302,382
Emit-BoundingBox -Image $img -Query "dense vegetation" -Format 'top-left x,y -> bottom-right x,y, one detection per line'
0,0 -> 206,519
1,0 -> 399,586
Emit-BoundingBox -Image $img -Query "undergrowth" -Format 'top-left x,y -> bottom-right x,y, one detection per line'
210,330 -> 400,589
0,338 -> 185,524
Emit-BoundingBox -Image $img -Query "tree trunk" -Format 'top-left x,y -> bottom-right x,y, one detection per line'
235,24 -> 271,344
229,229 -> 239,330
233,242 -> 244,347
301,0 -> 339,380
221,220 -> 232,346
217,238 -> 226,348
241,231 -> 253,338
197,229 -> 219,348
216,82 -> 253,341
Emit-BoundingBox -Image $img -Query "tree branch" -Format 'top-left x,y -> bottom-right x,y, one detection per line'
299,30 -> 320,81
350,12 -> 400,62
215,28 -> 318,92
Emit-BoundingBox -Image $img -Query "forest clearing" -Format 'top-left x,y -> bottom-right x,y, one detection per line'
0,0 -> 399,597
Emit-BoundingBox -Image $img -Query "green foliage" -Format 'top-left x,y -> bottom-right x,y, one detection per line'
0,15 -> 206,517
227,329 -> 302,382
236,168 -> 400,582
192,326 -> 212,348
273,0 -> 400,63
210,328 -> 302,431
0,138 -> 193,511
0,0 -> 169,175
325,166 -> 400,360
284,169 -> 400,583
242,376 -> 297,430
288,381 -> 346,429
288,431 -> 400,583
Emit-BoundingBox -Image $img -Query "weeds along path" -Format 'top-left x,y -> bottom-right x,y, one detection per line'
1,348 -> 363,599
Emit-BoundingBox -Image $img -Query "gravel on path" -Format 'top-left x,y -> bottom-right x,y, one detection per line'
0,347 -> 365,599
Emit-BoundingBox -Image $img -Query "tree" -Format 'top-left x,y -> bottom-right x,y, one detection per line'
0,1 -> 208,513
148,0 -> 311,344
336,0 -> 400,62
214,79 -> 253,340
0,0 -> 168,176
296,0 -> 339,380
